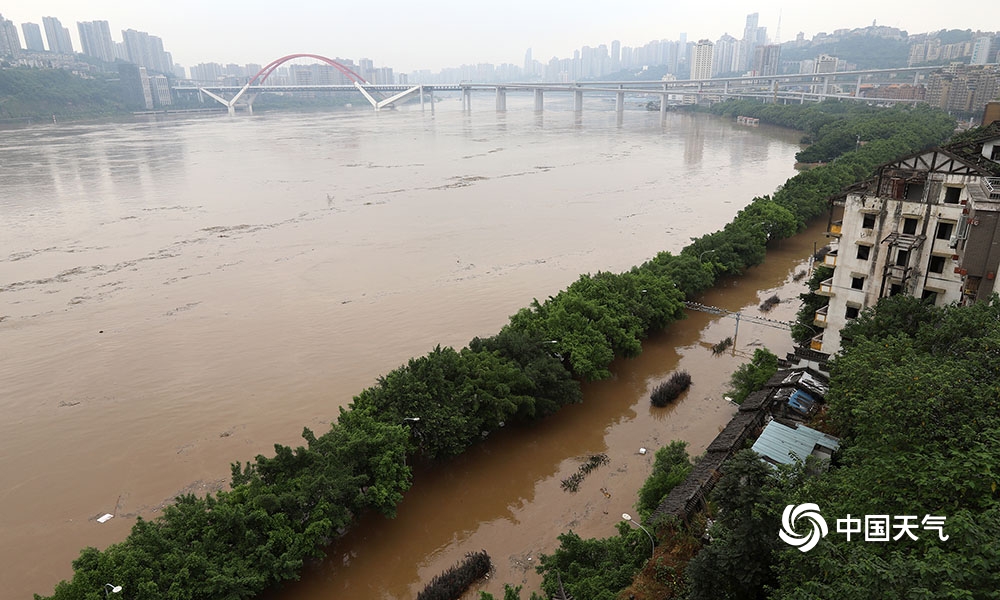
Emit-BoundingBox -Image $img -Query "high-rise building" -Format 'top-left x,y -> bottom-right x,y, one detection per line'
121,29 -> 171,74
753,44 -> 781,76
21,22 -> 43,51
971,36 -> 992,65
814,123 -> 1000,355
0,14 -> 20,57
713,34 -> 740,77
740,12 -> 766,72
77,20 -> 115,63
190,62 -> 223,82
691,39 -> 714,80
42,16 -> 73,54
358,57 -> 375,83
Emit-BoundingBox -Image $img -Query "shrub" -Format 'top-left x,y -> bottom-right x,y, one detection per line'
650,371 -> 692,407
759,294 -> 780,312
711,337 -> 733,355
417,550 -> 493,600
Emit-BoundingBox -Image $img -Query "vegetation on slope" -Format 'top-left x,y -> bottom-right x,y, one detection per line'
37,99 -> 957,600
684,296 -> 1000,600
0,69 -> 127,120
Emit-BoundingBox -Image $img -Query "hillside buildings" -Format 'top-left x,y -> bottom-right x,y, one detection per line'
812,121 -> 1000,354
926,64 -> 1000,114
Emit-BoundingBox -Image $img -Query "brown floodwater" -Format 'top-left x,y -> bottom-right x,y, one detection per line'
0,96 -> 814,599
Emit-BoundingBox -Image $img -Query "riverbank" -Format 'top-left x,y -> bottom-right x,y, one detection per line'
1,105 -> 804,600
21,100 -> 957,600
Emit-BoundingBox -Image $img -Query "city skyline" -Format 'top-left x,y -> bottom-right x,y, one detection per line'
3,1 -> 997,73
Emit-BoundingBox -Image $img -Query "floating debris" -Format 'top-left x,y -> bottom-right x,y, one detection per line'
561,454 -> 610,492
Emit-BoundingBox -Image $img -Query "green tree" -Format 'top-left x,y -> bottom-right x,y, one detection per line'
686,451 -> 802,600
772,296 -> 1000,599
636,441 -> 693,519
728,348 -> 779,404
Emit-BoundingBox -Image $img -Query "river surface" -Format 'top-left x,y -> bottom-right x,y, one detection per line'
0,96 -> 819,599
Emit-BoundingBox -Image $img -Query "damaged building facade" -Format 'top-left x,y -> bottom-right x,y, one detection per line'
813,121 -> 1000,354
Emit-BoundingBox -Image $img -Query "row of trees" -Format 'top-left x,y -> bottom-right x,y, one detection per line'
38,99 -> 958,600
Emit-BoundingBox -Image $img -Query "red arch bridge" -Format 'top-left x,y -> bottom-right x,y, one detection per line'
171,54 -> 943,117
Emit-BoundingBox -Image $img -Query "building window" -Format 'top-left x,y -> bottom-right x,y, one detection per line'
851,276 -> 865,290
903,218 -> 918,235
944,187 -> 961,204
992,146 -> 1000,161
905,183 -> 925,201
862,214 -> 876,229
896,249 -> 910,266
928,255 -> 946,274
845,306 -> 860,319
936,222 -> 954,240
922,289 -> 938,304
856,245 -> 871,260
890,283 -> 902,296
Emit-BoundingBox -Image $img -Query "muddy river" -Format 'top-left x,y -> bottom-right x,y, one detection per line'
0,96 -> 820,598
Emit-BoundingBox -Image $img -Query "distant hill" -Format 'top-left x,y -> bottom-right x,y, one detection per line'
781,37 -> 911,70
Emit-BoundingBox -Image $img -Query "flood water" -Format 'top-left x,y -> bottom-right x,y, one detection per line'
0,96 -> 817,599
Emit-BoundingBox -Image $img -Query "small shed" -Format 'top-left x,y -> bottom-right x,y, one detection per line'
751,419 -> 840,467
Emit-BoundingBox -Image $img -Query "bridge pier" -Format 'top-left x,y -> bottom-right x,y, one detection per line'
534,89 -> 543,113
660,89 -> 667,124
463,87 -> 472,112
496,87 -> 506,112
574,90 -> 583,113
419,85 -> 424,111
615,90 -> 624,116
429,88 -> 435,114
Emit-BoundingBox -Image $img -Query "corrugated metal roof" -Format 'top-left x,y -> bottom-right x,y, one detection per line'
751,420 -> 840,466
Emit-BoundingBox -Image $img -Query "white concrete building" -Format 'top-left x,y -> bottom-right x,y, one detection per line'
691,39 -> 714,80
813,122 -> 1000,354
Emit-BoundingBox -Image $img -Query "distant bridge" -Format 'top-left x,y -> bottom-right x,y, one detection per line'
172,55 -> 943,118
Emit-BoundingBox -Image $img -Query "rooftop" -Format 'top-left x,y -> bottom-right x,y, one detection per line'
751,419 -> 840,467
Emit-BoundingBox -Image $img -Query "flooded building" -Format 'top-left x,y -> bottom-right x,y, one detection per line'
814,121 -> 1000,354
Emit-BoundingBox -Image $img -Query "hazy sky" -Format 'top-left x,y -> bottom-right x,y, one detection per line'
4,1 -> 997,72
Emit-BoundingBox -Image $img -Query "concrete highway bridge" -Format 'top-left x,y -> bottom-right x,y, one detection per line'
172,53 -> 942,119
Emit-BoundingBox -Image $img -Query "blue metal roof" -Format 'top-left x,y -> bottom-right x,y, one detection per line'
751,420 -> 840,466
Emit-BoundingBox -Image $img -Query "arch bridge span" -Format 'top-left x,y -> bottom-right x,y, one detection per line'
194,53 -> 431,115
